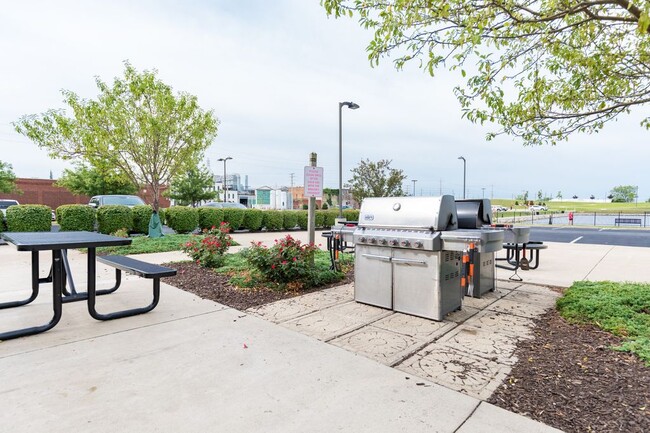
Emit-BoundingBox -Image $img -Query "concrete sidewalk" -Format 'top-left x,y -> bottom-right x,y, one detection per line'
3,230 -> 648,432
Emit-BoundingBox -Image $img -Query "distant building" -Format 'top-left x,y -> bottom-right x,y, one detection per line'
289,186 -> 322,209
254,186 -> 292,210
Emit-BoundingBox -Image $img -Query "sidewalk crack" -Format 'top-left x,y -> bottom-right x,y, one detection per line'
453,401 -> 481,433
583,246 -> 615,281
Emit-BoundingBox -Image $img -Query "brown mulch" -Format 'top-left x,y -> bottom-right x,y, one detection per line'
488,308 -> 650,433
163,261 -> 353,311
163,265 -> 649,432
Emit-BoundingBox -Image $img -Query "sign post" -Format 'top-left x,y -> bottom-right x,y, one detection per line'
305,154 -> 323,249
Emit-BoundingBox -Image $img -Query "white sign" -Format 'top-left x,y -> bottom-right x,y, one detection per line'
304,166 -> 324,198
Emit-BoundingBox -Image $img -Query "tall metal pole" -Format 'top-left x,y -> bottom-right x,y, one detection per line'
218,156 -> 232,202
308,153 -> 317,250
458,156 -> 466,199
338,101 -> 359,220
412,179 -> 417,196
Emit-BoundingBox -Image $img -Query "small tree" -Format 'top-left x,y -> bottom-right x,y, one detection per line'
348,159 -> 406,203
537,190 -> 543,201
609,185 -> 637,203
165,165 -> 216,207
14,62 -> 219,212
556,191 -> 563,200
0,161 -> 19,194
56,163 -> 137,196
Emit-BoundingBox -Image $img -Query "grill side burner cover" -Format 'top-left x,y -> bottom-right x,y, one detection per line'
359,195 -> 458,231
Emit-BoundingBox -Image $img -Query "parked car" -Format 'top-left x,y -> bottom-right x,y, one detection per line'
88,195 -> 146,208
492,205 -> 508,212
201,202 -> 247,209
529,205 -> 548,212
0,199 -> 19,217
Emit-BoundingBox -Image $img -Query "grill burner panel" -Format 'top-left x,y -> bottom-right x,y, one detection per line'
353,228 -> 442,251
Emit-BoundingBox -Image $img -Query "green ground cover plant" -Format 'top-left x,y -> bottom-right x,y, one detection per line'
97,234 -> 199,255
556,281 -> 650,364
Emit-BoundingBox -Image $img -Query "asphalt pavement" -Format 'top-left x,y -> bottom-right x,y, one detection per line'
529,226 -> 650,247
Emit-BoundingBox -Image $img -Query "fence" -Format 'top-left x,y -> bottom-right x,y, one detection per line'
495,211 -> 650,227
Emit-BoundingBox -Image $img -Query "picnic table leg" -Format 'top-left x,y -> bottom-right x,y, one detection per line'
0,250 -> 64,341
0,251 -> 42,309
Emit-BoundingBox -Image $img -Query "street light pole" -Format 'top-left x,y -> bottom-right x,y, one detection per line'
217,157 -> 233,202
338,101 -> 359,219
458,156 -> 466,199
412,179 -> 417,196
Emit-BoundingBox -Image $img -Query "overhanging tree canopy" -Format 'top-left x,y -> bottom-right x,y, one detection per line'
14,62 -> 219,210
323,1 -> 650,145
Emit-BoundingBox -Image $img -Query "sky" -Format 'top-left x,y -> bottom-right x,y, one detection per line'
1,0 -> 649,201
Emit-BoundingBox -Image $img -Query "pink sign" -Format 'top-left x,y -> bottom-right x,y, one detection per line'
304,166 -> 324,198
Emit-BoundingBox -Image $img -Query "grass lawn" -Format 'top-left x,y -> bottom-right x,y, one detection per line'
97,234 -> 200,255
556,281 -> 650,365
492,198 -> 650,213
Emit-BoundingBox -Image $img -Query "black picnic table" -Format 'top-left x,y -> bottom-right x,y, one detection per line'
0,231 -> 131,340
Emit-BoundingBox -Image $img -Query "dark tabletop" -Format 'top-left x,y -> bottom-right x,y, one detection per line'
0,231 -> 132,251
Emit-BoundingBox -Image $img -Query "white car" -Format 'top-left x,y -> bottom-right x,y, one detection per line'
529,205 -> 548,212
0,199 -> 19,217
492,205 -> 508,212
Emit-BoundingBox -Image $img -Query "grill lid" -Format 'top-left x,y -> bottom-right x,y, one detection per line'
358,195 -> 458,231
456,199 -> 493,229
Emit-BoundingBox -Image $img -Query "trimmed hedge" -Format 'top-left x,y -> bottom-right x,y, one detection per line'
6,205 -> 52,232
165,206 -> 198,234
158,208 -> 167,225
198,207 -> 224,230
263,210 -> 284,231
314,211 -> 325,228
132,205 -> 153,234
0,216 -> 6,231
282,210 -> 299,230
56,205 -> 95,231
97,205 -> 133,234
296,211 -> 308,229
223,208 -> 245,231
243,209 -> 264,231
343,209 -> 360,222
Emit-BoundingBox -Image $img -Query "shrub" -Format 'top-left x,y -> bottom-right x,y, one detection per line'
263,210 -> 284,231
315,211 -> 325,228
131,205 -> 153,234
111,228 -> 130,238
223,208 -> 245,231
56,205 -> 95,231
296,210 -> 308,229
181,222 -> 233,268
198,207 -> 224,230
321,203 -> 328,210
165,206 -> 198,234
97,205 -> 133,234
0,216 -> 5,231
282,210 -> 299,230
243,209 -> 264,231
244,235 -> 318,287
158,208 -> 167,225
6,205 -> 52,232
343,209 -> 360,222
302,204 -> 308,210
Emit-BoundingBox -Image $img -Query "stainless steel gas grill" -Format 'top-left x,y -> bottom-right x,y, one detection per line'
352,196 -> 504,321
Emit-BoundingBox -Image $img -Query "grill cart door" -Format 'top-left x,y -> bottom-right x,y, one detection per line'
354,245 -> 393,309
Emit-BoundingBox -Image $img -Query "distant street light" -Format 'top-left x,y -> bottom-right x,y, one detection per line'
458,156 -> 466,199
338,101 -> 360,219
217,156 -> 233,202
412,179 -> 418,196
482,187 -> 485,198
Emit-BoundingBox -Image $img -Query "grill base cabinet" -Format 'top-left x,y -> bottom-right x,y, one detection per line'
355,246 -> 462,321
467,252 -> 495,298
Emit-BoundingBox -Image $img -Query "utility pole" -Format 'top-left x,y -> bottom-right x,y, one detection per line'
307,153 -> 317,265
290,173 -> 295,188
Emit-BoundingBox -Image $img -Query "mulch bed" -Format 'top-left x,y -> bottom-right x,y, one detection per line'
488,308 -> 650,433
163,264 -> 649,432
163,261 -> 353,311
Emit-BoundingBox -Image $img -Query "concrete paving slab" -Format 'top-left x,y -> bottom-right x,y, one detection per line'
280,301 -> 391,341
583,244 -> 650,282
444,306 -> 480,323
463,310 -> 536,340
457,402 -> 563,433
397,345 -> 511,400
372,312 -> 457,341
330,325 -> 426,366
462,286 -> 511,309
436,325 -> 520,366
503,290 -> 558,308
495,280 -> 523,290
486,299 -> 551,319
246,283 -> 354,323
515,283 -> 562,298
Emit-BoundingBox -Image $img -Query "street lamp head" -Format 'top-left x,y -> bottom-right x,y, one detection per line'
217,156 -> 233,162
458,156 -> 465,162
340,101 -> 360,110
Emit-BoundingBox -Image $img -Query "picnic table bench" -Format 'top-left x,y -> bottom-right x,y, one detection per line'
614,218 -> 642,226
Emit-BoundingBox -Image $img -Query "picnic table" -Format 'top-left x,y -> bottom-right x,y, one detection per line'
0,231 -> 174,340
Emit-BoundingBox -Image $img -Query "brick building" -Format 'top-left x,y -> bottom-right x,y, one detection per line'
0,178 -> 170,210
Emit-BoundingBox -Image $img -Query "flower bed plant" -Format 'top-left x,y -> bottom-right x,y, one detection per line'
181,222 -> 233,268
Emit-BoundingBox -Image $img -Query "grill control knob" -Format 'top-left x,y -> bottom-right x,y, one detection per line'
414,241 -> 424,248
370,238 -> 377,244
400,240 -> 411,247
359,236 -> 367,243
389,239 -> 399,246
379,238 -> 388,246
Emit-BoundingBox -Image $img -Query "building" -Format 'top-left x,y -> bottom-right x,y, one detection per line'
254,186 -> 293,210
289,186 -> 322,209
0,178 -> 170,209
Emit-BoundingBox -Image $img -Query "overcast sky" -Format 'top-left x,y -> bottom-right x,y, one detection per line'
1,0 -> 649,200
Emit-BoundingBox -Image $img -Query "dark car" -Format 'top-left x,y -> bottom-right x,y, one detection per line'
88,195 -> 146,208
201,202 -> 247,209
